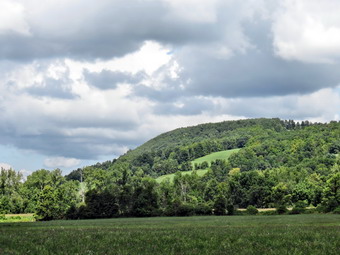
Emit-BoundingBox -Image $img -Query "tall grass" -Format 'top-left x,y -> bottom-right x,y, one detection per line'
0,214 -> 339,254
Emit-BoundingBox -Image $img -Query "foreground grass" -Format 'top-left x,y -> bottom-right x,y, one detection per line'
0,214 -> 339,255
156,149 -> 240,183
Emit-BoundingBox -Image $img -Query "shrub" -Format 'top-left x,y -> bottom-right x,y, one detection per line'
332,206 -> 340,214
260,210 -> 276,216
246,205 -> 258,215
176,203 -> 195,216
290,201 -> 307,214
201,161 -> 209,169
276,205 -> 287,214
316,205 -> 327,213
194,203 -> 212,215
227,204 -> 235,215
290,206 -> 305,214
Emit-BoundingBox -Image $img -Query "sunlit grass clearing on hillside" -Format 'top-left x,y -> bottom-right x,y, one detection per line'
191,148 -> 240,167
156,149 -> 240,183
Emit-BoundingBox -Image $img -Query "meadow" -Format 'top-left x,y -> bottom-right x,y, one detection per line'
0,214 -> 35,223
191,148 -> 240,167
1,214 -> 339,255
156,149 -> 240,183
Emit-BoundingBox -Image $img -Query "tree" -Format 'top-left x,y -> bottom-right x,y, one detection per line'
213,193 -> 227,215
213,183 -> 229,215
321,172 -> 340,212
82,188 -> 119,219
132,178 -> 159,217
26,169 -> 80,220
35,185 -> 59,220
0,168 -> 23,213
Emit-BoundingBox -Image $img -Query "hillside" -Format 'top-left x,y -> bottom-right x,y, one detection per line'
118,118 -> 284,162
68,118 -> 339,180
82,118 -> 288,178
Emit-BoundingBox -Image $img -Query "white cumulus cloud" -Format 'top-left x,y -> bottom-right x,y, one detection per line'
44,157 -> 81,168
273,0 -> 340,63
0,0 -> 30,35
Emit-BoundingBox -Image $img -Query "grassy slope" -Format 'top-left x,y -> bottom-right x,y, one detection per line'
156,149 -> 240,183
1,215 -> 339,255
191,148 -> 240,167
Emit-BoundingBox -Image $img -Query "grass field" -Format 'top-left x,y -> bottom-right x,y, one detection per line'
191,148 -> 240,167
156,149 -> 240,183
0,214 -> 35,223
0,214 -> 339,255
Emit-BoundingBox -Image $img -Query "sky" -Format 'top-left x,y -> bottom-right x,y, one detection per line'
1,0 -> 340,176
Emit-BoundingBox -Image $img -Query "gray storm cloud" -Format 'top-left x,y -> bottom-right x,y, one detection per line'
1,0 -> 340,164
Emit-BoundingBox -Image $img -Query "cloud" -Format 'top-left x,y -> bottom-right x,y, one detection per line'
44,157 -> 81,168
273,0 -> 340,63
25,77 -> 76,99
173,19 -> 340,98
0,163 -> 12,170
0,0 -> 228,61
1,0 -> 340,172
153,96 -> 216,115
216,86 -> 340,121
84,69 -> 145,90
0,87 -> 152,158
0,0 -> 30,35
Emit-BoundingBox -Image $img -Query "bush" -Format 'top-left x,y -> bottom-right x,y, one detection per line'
246,205 -> 258,215
201,161 -> 209,169
304,208 -> 317,214
227,204 -> 235,215
260,210 -> 277,216
176,203 -> 195,216
316,205 -> 327,213
66,205 -> 80,220
194,203 -> 212,215
332,207 -> 340,214
290,206 -> 305,214
276,205 -> 287,214
290,201 -> 307,214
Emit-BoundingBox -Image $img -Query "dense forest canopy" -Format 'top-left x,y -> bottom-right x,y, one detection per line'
1,118 -> 340,220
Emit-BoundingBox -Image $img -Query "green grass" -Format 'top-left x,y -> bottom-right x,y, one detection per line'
191,148 -> 240,167
0,214 -> 35,223
0,214 -> 339,255
156,149 -> 240,183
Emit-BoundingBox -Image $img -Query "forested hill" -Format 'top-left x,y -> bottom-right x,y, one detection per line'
67,118 -> 288,179
3,118 -> 340,220
118,118 -> 285,162
75,118 -> 334,178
